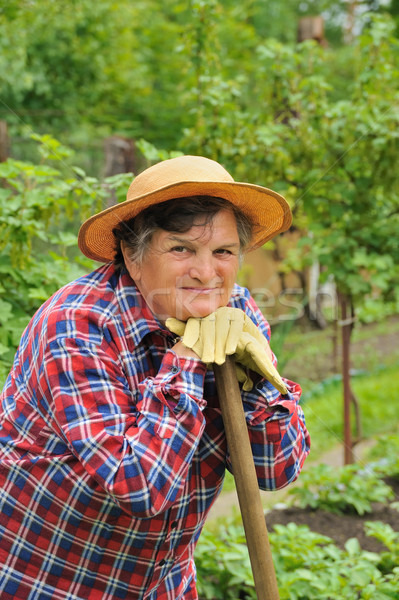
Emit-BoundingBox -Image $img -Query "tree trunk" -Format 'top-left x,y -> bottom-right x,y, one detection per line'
344,0 -> 358,44
331,316 -> 339,374
339,293 -> 355,464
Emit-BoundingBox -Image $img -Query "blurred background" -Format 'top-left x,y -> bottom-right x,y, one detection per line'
1,2 -> 399,597
1,0 -> 399,429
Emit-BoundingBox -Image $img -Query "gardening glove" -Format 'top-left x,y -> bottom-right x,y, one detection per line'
166,307 -> 288,395
234,363 -> 256,392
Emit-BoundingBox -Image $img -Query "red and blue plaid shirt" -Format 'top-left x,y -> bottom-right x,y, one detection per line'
0,263 -> 310,600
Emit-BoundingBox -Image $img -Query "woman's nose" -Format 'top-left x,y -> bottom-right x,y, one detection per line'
188,254 -> 216,282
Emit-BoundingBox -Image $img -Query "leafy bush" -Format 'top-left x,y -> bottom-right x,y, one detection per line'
272,522 -> 399,600
0,134 -> 132,385
195,520 -> 256,600
287,463 -> 394,515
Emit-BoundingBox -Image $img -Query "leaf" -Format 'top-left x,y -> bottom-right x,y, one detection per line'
344,537 -> 361,556
0,300 -> 13,324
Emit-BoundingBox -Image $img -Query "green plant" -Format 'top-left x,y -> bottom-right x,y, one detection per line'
195,518 -> 399,600
271,523 -> 398,600
288,463 -> 394,515
365,521 -> 399,575
195,519 -> 256,600
367,434 -> 399,481
0,133 -> 132,385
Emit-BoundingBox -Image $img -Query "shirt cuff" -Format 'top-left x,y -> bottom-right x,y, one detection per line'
243,378 -> 302,426
152,349 -> 208,410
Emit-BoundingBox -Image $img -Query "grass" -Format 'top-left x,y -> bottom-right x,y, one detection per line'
303,364 -> 399,458
278,314 -> 399,388
294,315 -> 399,457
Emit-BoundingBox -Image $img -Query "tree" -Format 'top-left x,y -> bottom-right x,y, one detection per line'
0,134 -> 132,384
257,15 -> 399,462
0,0 -> 369,168
178,13 -> 399,462
0,0 -> 190,160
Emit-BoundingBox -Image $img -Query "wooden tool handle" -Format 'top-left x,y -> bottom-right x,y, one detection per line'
213,356 -> 280,600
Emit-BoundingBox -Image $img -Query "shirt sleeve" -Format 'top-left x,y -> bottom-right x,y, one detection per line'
228,288 -> 311,490
39,336 -> 208,518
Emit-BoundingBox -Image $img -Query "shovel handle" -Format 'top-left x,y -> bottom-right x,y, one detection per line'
213,356 -> 280,600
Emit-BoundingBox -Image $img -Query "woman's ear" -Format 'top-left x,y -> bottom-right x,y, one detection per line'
121,241 -> 142,283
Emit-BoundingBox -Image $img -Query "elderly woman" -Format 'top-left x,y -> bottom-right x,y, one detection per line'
0,156 -> 310,600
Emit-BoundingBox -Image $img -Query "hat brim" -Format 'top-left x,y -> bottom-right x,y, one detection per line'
78,180 -> 292,262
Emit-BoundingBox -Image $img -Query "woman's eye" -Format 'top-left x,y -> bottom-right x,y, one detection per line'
215,248 -> 232,256
171,246 -> 187,253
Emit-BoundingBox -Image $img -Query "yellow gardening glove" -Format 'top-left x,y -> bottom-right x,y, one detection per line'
167,307 -> 244,364
234,363 -> 256,392
234,329 -> 288,395
166,307 -> 288,395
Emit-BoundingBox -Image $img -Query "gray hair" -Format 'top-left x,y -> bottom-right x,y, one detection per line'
113,196 -> 254,268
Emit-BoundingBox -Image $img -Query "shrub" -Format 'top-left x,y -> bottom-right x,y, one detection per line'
288,463 -> 394,515
0,134 -> 132,385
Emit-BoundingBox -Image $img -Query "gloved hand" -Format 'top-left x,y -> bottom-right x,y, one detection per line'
166,307 -> 288,395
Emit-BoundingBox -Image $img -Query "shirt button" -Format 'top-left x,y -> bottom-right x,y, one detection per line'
159,559 -> 166,566
171,521 -> 178,529
170,366 -> 179,374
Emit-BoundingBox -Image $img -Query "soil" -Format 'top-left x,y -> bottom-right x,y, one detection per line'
264,476 -> 399,554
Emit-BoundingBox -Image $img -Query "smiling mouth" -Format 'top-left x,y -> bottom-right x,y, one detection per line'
181,287 -> 220,295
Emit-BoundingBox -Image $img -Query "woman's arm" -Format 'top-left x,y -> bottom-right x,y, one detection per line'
40,336 -> 208,517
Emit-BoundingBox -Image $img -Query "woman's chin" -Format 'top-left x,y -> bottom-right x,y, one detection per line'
174,299 -> 226,321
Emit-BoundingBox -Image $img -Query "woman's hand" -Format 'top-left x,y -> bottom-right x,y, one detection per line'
166,307 -> 287,394
171,340 -> 201,360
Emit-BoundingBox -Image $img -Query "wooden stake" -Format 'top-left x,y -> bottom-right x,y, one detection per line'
0,120 -> 9,162
213,357 -> 280,600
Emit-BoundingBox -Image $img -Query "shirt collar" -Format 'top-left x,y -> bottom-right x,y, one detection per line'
112,265 -> 170,349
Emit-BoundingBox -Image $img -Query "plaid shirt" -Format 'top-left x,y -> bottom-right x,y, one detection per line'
0,263 -> 310,600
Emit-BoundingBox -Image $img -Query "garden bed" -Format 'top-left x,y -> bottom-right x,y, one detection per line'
265,475 -> 399,553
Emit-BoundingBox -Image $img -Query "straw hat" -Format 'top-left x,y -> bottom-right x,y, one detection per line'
78,155 -> 292,262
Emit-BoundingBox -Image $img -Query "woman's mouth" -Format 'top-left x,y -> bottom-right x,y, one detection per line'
182,287 -> 220,295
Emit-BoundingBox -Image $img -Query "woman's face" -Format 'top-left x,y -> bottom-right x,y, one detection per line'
123,209 -> 241,323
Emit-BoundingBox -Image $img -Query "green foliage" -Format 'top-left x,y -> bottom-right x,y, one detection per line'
196,518 -> 399,600
0,0 -> 191,156
366,522 -> 399,575
2,0 -> 385,161
286,15 -> 399,312
287,463 -> 394,515
0,134 -> 132,385
367,434 -> 399,481
203,438 -> 399,598
271,522 -> 398,600
195,519 -> 256,600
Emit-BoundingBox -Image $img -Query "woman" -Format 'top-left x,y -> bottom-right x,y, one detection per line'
0,155 -> 310,599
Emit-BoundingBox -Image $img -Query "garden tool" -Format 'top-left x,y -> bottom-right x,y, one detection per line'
213,356 -> 280,600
